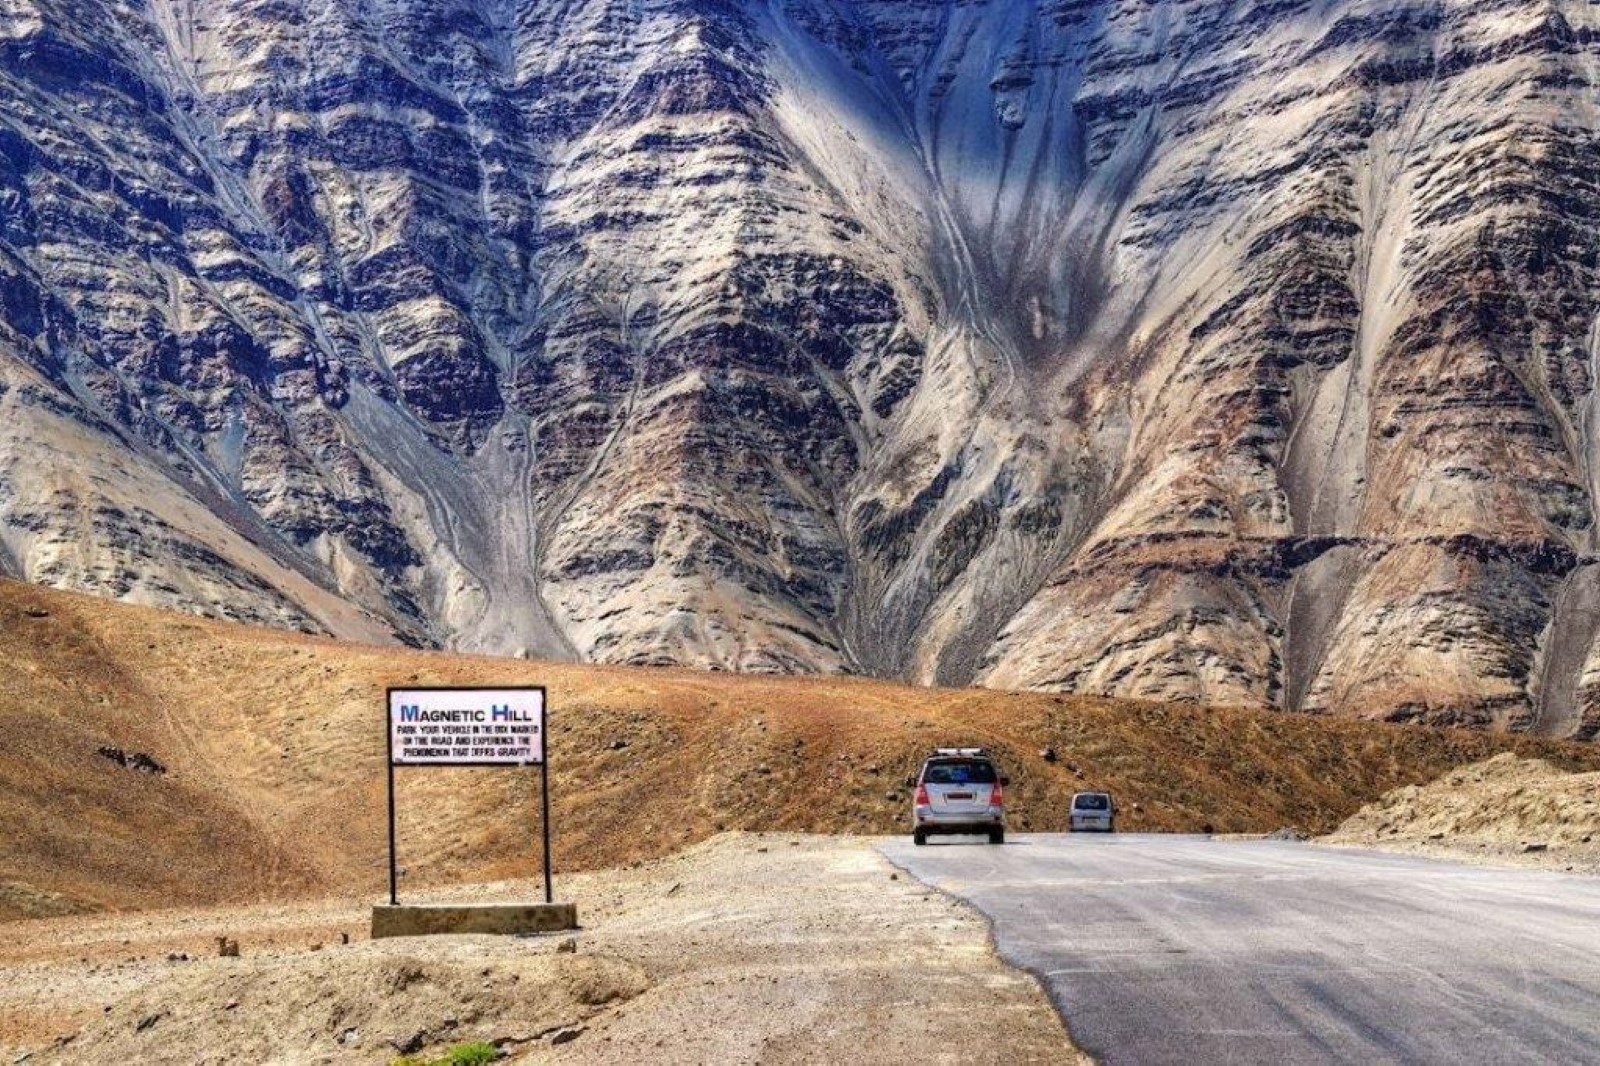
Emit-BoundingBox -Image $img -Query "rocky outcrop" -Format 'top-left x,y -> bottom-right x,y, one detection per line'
2,0 -> 1599,734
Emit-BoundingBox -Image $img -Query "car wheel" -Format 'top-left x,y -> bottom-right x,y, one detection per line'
988,828 -> 1004,845
913,829 -> 927,846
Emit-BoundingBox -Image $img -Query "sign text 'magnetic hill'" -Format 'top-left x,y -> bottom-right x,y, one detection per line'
387,688 -> 545,766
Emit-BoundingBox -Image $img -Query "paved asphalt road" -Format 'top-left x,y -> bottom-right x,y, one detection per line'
880,834 -> 1600,1065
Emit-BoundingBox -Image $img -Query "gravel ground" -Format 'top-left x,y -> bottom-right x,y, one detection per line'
0,833 -> 1075,1064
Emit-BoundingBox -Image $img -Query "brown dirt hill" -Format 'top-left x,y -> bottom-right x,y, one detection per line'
5,578 -> 1598,921
1324,753 -> 1600,872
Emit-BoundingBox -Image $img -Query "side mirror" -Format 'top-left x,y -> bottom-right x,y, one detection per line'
904,776 -> 916,788
1000,775 -> 1011,786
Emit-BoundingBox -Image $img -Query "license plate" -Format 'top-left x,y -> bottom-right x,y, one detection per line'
947,792 -> 974,801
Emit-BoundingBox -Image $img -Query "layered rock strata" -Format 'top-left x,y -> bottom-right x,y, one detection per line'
2,0 -> 1598,735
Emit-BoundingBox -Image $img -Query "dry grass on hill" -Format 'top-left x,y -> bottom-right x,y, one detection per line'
5,578 -> 1597,920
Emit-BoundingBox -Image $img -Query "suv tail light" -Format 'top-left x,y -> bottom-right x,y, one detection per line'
991,780 -> 1004,806
914,782 -> 930,806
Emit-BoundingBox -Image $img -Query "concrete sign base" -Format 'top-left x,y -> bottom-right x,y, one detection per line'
371,902 -> 578,938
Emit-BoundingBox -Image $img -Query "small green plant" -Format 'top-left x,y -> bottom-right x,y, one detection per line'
391,1041 -> 499,1066
441,1043 -> 498,1066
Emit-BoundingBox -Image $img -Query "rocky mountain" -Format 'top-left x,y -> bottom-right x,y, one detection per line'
2,0 -> 1599,736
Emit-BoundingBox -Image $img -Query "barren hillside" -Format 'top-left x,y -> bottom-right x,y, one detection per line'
5,577 -> 1598,921
1325,753 -> 1600,872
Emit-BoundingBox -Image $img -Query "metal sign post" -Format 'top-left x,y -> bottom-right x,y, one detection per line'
387,713 -> 398,905
540,748 -> 553,904
384,686 -> 551,905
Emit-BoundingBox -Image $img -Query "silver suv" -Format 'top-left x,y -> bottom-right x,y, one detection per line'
910,748 -> 1008,845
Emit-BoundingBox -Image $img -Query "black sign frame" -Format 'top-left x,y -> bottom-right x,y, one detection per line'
383,685 -> 552,906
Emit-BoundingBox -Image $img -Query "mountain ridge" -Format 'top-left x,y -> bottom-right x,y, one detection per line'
3,0 -> 1599,734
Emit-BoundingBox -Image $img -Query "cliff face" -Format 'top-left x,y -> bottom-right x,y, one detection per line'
2,0 -> 1599,735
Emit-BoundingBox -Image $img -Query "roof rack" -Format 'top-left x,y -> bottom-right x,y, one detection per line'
931,747 -> 988,757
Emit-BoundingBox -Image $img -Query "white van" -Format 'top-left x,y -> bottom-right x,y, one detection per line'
1069,791 -> 1116,833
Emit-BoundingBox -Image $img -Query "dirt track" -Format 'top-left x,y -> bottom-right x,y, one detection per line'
0,834 -> 1079,1065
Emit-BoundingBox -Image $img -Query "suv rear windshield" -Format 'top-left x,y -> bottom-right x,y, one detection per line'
923,760 -> 997,785
1074,794 -> 1110,810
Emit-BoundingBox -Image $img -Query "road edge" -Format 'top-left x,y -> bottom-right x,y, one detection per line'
873,840 -> 1093,1065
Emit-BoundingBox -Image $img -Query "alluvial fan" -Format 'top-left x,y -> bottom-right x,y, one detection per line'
2,0 -> 1599,735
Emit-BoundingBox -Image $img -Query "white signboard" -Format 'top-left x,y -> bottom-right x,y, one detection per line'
388,688 -> 545,766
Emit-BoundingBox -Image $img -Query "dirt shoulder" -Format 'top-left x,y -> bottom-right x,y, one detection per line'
1320,753 -> 1600,874
0,833 -> 1078,1064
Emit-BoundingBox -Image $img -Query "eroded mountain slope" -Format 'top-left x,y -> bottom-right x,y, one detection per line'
2,0 -> 1600,733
